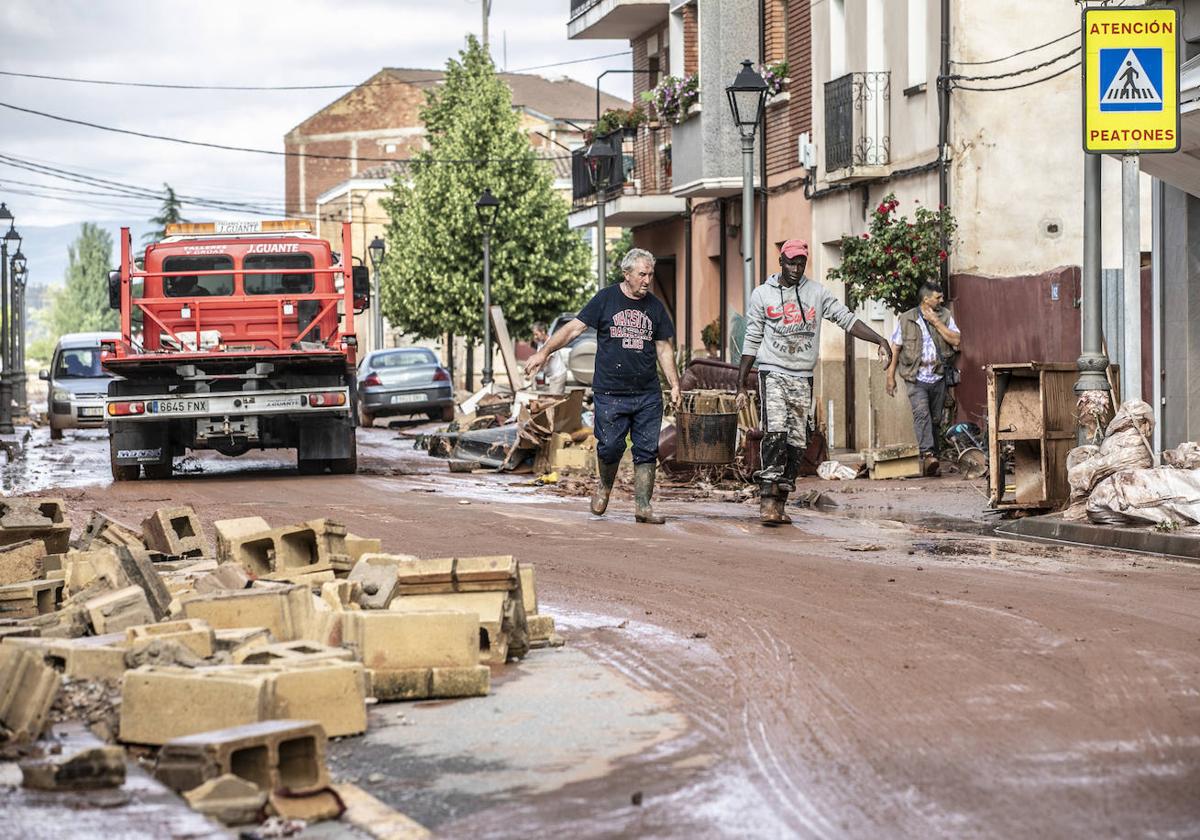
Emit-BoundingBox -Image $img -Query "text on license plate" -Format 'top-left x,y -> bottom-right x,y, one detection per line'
79,407 -> 103,417
152,398 -> 209,414
390,394 -> 423,404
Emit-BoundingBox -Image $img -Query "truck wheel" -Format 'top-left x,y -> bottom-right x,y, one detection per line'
144,462 -> 173,480
297,458 -> 326,475
110,444 -> 139,481
328,430 -> 358,475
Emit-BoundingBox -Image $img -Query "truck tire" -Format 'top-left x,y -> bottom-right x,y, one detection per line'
297,458 -> 325,475
110,447 -> 139,481
328,429 -> 358,475
144,462 -> 173,480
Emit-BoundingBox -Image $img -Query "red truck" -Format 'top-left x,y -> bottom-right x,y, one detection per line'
102,220 -> 368,481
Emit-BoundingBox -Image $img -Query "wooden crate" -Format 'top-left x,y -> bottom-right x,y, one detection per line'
986,362 -> 1120,511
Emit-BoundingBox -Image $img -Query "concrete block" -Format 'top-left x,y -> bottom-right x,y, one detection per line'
193,564 -> 252,594
369,665 -> 489,701
63,547 -> 125,596
518,563 -> 538,615
27,603 -> 90,639
0,498 -> 71,554
335,782 -> 431,840
63,640 -> 131,682
268,787 -> 343,822
115,546 -> 172,620
141,506 -> 207,558
126,619 -> 215,658
120,667 -> 275,745
85,585 -> 154,634
302,518 -> 352,571
42,553 -> 65,574
342,610 -> 477,670
214,516 -> 270,567
156,718 -> 328,793
381,554 -> 519,596
261,565 -> 337,585
0,539 -> 47,586
0,579 -> 63,619
213,627 -> 271,654
266,661 -> 368,738
183,774 -> 268,826
78,510 -> 143,552
181,585 -> 313,642
390,591 -> 516,664
304,610 -> 345,648
347,555 -> 407,609
527,614 -> 560,646
232,640 -> 352,666
0,645 -> 61,742
319,580 -> 360,611
344,534 -> 381,563
20,745 -> 125,790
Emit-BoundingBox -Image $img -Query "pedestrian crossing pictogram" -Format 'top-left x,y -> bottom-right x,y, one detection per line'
1099,48 -> 1163,112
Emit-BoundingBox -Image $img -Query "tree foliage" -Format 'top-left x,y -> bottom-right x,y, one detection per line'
48,223 -> 118,336
380,36 -> 592,341
605,229 -> 634,288
826,194 -> 957,314
144,183 -> 186,243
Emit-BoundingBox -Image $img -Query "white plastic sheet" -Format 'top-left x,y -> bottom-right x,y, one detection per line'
817,460 -> 858,481
1087,467 -> 1200,526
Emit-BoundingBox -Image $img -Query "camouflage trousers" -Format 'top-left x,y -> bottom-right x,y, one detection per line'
754,370 -> 812,492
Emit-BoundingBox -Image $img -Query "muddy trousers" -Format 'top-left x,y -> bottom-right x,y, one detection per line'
905,377 -> 947,456
754,370 -> 812,493
593,391 -> 663,465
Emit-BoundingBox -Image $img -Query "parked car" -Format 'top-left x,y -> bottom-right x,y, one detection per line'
41,331 -> 121,440
548,312 -> 597,387
356,347 -> 454,426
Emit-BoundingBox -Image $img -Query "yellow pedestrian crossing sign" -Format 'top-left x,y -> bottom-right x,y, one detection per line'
1084,6 -> 1179,154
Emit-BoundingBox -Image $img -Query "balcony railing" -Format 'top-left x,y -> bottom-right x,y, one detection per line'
571,130 -> 629,206
570,0 -> 599,17
824,71 -> 891,173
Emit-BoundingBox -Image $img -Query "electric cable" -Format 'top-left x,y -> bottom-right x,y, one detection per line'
951,61 -> 1080,92
949,45 -> 1080,82
950,31 -> 1076,66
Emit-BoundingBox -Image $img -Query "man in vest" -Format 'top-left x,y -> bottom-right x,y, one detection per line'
885,281 -> 962,476
736,239 -> 892,525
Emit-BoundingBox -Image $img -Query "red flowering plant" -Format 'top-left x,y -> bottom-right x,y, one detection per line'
826,193 -> 957,313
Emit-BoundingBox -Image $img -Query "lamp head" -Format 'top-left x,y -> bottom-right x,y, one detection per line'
726,59 -> 768,138
475,188 -> 500,231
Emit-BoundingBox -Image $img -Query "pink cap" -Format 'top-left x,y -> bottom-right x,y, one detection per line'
780,239 -> 809,258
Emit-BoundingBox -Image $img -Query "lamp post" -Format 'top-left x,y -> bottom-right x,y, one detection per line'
0,206 -> 18,435
584,136 -> 621,290
367,236 -> 386,351
726,59 -> 768,314
10,250 -> 26,414
475,188 -> 500,386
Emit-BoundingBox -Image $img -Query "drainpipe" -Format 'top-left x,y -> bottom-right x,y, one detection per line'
760,0 -> 769,292
684,199 -> 694,356
719,200 -> 728,362
938,0 -> 951,293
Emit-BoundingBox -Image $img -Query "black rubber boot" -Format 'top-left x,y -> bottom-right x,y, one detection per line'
590,459 -> 621,516
633,462 -> 665,524
760,483 -> 786,526
775,488 -> 793,525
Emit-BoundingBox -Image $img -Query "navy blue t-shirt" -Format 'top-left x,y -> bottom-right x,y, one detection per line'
577,284 -> 675,395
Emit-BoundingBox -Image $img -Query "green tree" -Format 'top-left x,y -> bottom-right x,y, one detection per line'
48,223 -> 118,336
380,36 -> 592,342
605,229 -> 634,287
144,183 -> 186,243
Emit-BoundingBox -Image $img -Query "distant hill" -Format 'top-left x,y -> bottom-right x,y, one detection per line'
16,221 -> 156,289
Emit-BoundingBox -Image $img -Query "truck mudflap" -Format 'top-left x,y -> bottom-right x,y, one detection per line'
105,387 -> 351,421
110,421 -> 170,466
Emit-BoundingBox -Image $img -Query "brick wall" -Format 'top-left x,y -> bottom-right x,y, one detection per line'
629,23 -> 672,196
683,5 -> 698,77
766,0 -> 812,177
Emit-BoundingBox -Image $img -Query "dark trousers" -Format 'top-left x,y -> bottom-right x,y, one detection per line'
593,391 -> 663,465
905,377 -> 947,455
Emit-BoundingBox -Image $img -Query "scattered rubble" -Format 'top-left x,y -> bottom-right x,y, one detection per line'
0,497 -> 561,834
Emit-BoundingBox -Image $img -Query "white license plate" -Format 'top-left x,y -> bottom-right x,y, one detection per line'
390,393 -> 424,405
152,398 -> 210,414
79,407 -> 103,418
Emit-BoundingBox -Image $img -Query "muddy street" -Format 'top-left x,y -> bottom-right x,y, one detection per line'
5,421 -> 1198,838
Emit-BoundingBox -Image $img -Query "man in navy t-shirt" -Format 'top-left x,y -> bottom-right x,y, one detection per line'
525,248 -> 681,524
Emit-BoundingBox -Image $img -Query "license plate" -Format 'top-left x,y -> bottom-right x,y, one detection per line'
152,398 -> 210,414
79,407 -> 103,418
390,393 -> 424,404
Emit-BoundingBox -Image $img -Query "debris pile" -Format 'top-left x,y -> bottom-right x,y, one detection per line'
0,496 -> 561,834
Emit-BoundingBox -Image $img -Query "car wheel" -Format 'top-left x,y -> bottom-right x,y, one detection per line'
440,405 -> 455,422
359,406 -> 374,428
49,425 -> 63,441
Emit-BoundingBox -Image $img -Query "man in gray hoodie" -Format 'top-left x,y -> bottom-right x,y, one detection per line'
735,239 -> 892,525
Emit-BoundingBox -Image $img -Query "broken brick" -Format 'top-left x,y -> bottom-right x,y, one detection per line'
193,564 -> 252,595
85,585 -> 155,634
20,745 -> 125,790
156,718 -> 329,794
0,644 -> 61,742
114,546 -> 172,620
0,498 -> 71,554
183,773 -> 268,826
78,511 -> 143,552
126,619 -> 215,658
0,539 -> 47,586
141,506 -> 207,558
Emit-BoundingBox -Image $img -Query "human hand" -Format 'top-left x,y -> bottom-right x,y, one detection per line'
877,343 -> 892,367
920,301 -> 940,324
886,375 -> 896,397
670,384 -> 681,410
735,389 -> 748,411
523,351 -> 546,377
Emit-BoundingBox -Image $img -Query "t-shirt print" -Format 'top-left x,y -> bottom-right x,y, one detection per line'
611,309 -> 654,349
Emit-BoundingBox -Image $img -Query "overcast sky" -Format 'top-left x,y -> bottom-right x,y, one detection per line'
0,0 -> 631,231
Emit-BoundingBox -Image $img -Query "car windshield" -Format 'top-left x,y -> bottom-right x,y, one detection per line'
162,255 -> 234,297
244,253 -> 314,295
54,348 -> 104,379
372,349 -> 436,369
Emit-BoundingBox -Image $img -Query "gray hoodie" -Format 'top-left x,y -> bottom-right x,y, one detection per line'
742,273 -> 858,376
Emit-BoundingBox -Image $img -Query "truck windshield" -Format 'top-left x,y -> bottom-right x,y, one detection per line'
244,254 -> 314,295
162,255 -> 234,297
54,348 -> 104,379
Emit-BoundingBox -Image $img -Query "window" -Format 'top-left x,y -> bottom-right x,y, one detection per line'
830,0 -> 846,78
54,348 -> 102,379
370,349 -> 437,369
908,0 -> 927,87
244,253 -> 314,295
162,255 -> 234,297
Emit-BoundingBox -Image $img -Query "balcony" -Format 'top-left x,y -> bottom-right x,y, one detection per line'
568,0 -> 670,40
567,130 -> 686,229
823,71 -> 891,183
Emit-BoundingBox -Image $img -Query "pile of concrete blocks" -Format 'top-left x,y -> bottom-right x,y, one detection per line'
213,516 -> 367,583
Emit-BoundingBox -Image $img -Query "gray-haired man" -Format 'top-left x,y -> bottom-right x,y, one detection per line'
525,248 -> 681,523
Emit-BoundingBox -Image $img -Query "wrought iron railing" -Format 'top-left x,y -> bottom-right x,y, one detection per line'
571,131 -> 629,206
824,71 -> 891,172
569,0 -> 601,19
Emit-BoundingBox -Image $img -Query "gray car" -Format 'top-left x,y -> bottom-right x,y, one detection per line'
41,331 -> 121,440
356,347 -> 454,426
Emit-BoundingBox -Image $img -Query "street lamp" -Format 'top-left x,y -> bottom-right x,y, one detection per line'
584,136 -> 620,290
10,250 -> 27,414
367,236 -> 386,351
726,59 -> 768,313
475,188 -> 500,386
0,218 -> 19,434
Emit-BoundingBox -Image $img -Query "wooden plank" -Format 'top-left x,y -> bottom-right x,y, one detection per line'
1013,440 -> 1044,504
489,305 -> 526,391
996,380 -> 1043,438
987,368 -> 1001,506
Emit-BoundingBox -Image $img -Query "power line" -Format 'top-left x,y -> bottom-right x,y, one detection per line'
949,45 -> 1080,82
0,175 -> 286,213
951,61 -> 1080,92
0,51 -> 633,92
950,31 -> 1076,66
0,100 -> 572,165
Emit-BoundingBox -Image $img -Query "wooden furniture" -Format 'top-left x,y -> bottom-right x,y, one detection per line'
986,362 -> 1120,511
